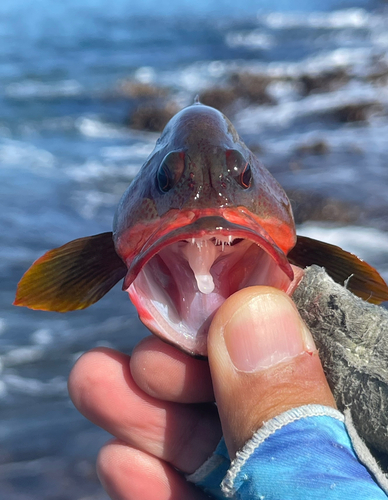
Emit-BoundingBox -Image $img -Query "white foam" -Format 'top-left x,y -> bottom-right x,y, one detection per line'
372,31 -> 388,48
30,328 -> 53,346
100,143 -> 154,161
208,60 -> 228,78
40,116 -> 76,132
1,346 -> 45,367
72,189 -> 118,219
236,82 -> 385,133
262,9 -> 374,30
0,380 -> 7,399
5,79 -> 83,99
65,159 -> 140,182
75,116 -> 127,138
3,374 -> 67,396
0,246 -> 41,270
199,45 -> 376,86
297,224 -> 388,263
0,139 -> 55,170
154,6 -> 388,98
261,120 -> 388,161
134,66 -> 157,84
161,60 -> 231,93
65,140 -> 155,187
226,30 -> 274,50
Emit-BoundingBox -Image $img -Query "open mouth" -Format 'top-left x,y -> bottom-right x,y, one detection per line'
123,216 -> 294,357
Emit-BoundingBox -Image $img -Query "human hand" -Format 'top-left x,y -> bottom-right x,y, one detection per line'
68,286 -> 336,499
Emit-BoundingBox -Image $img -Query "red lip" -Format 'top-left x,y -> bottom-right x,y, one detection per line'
122,212 -> 294,290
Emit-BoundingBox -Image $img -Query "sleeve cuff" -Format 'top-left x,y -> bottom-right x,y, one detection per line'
187,404 -> 388,500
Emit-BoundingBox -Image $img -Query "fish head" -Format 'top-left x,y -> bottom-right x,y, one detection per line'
15,104 -> 388,354
113,104 -> 296,356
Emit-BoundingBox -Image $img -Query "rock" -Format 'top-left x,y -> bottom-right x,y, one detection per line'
118,81 -> 168,99
118,79 -> 175,132
295,140 -> 330,156
287,189 -> 360,225
199,71 -> 275,113
198,87 -> 238,114
128,102 -> 178,132
365,61 -> 388,87
229,72 -> 274,104
335,102 -> 381,123
300,68 -> 350,95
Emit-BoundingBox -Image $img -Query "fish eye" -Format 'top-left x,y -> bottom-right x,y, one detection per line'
156,151 -> 185,193
226,149 -> 252,189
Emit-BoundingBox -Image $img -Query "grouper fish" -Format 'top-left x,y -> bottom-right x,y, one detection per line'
14,103 -> 388,358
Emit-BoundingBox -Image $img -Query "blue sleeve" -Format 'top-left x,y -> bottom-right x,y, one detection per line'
188,405 -> 388,500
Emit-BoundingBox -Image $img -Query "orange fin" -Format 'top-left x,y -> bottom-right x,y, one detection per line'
14,232 -> 127,312
288,235 -> 388,304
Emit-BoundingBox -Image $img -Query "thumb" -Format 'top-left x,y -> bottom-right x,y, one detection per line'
207,286 -> 336,459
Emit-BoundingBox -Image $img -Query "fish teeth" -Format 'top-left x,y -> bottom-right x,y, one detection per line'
186,236 -> 234,250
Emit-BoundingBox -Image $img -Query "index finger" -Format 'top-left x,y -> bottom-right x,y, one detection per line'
130,336 -> 214,403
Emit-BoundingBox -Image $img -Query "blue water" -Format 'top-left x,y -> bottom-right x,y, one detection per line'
1,0 -> 388,498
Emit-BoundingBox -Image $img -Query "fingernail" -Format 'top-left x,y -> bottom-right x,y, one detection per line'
223,293 -> 316,372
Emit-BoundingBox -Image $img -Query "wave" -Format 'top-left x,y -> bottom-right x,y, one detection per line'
0,139 -> 56,170
297,223 -> 388,281
5,80 -> 83,99
65,141 -> 154,184
75,115 -> 131,139
100,142 -> 155,161
65,159 -> 142,183
1,373 -> 68,397
226,30 -> 275,50
261,8 -> 375,30
1,346 -> 46,367
236,82 -> 384,132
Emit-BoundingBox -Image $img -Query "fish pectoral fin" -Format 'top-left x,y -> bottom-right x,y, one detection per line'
288,235 -> 388,305
14,232 -> 127,312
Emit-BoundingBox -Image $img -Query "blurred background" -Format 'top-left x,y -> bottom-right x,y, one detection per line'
1,0 -> 388,498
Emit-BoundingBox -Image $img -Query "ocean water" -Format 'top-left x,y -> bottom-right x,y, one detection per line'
1,0 -> 388,498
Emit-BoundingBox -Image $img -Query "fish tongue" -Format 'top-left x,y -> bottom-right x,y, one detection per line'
182,239 -> 219,294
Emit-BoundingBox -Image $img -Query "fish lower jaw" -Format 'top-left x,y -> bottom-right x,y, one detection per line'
126,237 -> 292,357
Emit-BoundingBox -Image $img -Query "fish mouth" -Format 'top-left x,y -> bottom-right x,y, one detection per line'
122,215 -> 294,357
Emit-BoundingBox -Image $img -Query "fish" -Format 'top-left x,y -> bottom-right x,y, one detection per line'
14,103 -> 388,357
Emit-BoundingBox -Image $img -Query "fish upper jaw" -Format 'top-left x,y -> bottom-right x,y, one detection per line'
116,210 -> 294,357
